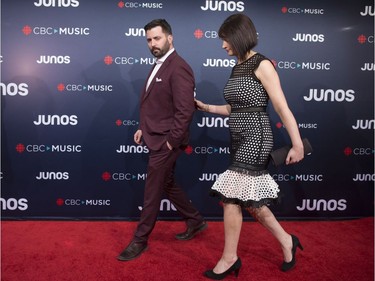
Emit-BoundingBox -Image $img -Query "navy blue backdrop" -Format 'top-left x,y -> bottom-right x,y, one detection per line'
1,0 -> 374,220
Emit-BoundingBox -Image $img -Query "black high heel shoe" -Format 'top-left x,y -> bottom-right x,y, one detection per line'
281,234 -> 304,272
204,258 -> 242,280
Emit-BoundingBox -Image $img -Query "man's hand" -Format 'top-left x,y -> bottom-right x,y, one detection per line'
134,130 -> 143,145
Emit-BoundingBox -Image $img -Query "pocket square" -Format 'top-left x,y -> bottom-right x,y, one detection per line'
156,78 -> 162,82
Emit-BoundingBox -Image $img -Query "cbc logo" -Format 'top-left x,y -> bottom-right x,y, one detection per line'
194,29 -> 218,39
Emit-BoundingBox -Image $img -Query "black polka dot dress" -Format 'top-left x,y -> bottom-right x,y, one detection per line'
210,53 -> 280,208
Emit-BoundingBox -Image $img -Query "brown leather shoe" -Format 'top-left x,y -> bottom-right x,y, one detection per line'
117,241 -> 148,261
175,221 -> 207,240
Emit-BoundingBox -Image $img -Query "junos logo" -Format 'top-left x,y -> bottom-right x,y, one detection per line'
361,63 -> 375,71
116,145 -> 149,154
36,172 -> 69,180
138,199 -> 177,211
197,117 -> 229,128
37,55 -> 70,64
125,28 -> 145,37
304,89 -> 355,102
34,0 -> 79,7
360,6 -> 374,16
296,199 -> 347,211
199,173 -> 220,181
0,198 -> 28,211
292,33 -> 324,42
33,115 -> 78,126
201,0 -> 245,12
1,82 -> 29,96
353,174 -> 375,181
203,59 -> 236,68
352,119 -> 375,130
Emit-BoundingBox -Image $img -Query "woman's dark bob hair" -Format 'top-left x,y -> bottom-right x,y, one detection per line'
218,14 -> 258,62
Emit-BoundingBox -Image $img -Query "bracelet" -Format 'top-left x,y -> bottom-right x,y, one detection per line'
205,104 -> 210,112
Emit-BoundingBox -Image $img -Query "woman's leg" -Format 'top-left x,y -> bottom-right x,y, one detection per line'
247,206 -> 293,262
213,203 -> 243,273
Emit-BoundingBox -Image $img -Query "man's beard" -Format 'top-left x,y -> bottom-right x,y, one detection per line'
150,42 -> 170,58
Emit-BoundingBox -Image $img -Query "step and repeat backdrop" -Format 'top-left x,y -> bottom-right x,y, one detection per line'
1,0 -> 374,220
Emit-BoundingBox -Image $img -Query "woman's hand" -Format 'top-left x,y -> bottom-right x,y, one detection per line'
286,145 -> 304,165
194,99 -> 209,112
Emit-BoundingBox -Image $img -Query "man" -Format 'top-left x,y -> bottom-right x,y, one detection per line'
117,19 -> 207,261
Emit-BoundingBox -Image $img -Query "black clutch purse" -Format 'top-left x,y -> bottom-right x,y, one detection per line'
270,138 -> 313,167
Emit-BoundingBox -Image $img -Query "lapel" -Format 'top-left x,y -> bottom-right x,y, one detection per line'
141,51 -> 176,102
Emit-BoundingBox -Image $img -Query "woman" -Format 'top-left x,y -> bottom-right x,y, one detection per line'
195,14 -> 305,280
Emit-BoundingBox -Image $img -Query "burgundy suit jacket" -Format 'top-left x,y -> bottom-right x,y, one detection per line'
139,51 -> 196,151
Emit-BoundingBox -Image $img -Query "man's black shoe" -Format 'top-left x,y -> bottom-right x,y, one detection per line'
117,241 -> 148,261
175,221 -> 208,240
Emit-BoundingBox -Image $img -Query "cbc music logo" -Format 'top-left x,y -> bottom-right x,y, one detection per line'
296,199 -> 347,212
1,82 -> 29,96
357,34 -> 374,44
272,174 -> 323,182
352,119 -> 375,130
101,171 -> 147,181
0,198 -> 29,211
273,59 -> 330,71
194,29 -> 219,40
34,0 -> 79,7
275,122 -> 318,130
15,143 -> 82,153
281,7 -> 324,15
203,58 -> 236,68
197,117 -> 229,128
33,115 -> 78,126
57,83 -> 113,92
116,145 -> 149,154
56,198 -> 111,207
292,33 -> 324,43
22,25 -> 89,36
184,145 -> 230,155
115,119 -> 139,127
103,55 -> 155,65
360,6 -> 374,16
304,89 -> 355,102
201,0 -> 245,12
343,147 -> 375,156
117,1 -> 163,9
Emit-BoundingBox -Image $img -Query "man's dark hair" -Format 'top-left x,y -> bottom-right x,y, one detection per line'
144,19 -> 172,35
218,14 -> 258,62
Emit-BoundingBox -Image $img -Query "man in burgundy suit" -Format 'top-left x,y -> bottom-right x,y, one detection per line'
117,19 -> 207,261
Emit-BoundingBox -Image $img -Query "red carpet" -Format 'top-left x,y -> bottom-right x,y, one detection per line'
1,218 -> 374,281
